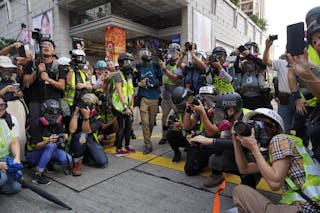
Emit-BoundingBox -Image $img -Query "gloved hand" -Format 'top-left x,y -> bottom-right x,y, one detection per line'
6,157 -> 23,179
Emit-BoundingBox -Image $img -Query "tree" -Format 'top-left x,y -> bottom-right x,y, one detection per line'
230,0 -> 239,6
250,15 -> 268,31
0,37 -> 15,50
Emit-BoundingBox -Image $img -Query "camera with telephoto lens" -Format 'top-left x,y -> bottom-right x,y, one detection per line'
269,34 -> 278,41
234,120 -> 270,148
184,42 -> 197,51
56,133 -> 66,149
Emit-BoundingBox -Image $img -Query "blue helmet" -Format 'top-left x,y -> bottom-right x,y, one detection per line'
96,60 -> 107,69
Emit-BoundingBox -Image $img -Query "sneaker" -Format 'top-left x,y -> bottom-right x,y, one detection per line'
143,146 -> 153,155
158,138 -> 167,145
203,174 -> 224,188
172,151 -> 181,163
32,173 -> 51,185
115,148 -> 130,157
125,146 -> 136,153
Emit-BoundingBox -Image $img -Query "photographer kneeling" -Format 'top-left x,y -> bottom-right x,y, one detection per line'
26,99 -> 72,185
232,108 -> 320,212
69,93 -> 108,176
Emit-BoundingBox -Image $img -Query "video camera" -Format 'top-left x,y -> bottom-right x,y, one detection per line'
233,120 -> 271,148
269,34 -> 278,41
31,28 -> 51,42
184,42 -> 197,51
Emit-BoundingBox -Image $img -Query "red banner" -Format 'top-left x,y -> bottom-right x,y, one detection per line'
105,26 -> 126,62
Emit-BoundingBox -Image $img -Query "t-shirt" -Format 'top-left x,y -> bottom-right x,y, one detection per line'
136,63 -> 162,100
271,60 -> 291,93
0,115 -> 19,138
29,119 -> 63,145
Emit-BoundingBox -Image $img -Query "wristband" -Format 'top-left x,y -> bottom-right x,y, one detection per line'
292,90 -> 301,102
83,117 -> 90,121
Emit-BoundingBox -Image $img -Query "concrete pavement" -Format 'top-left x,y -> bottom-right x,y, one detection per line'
0,112 -> 280,213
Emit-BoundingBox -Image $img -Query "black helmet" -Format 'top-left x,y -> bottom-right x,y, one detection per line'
213,92 -> 242,111
118,52 -> 133,63
212,46 -> 227,55
42,99 -> 60,115
306,6 -> 320,42
244,42 -> 259,54
172,86 -> 188,105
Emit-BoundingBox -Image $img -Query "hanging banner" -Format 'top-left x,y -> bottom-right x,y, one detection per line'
105,26 -> 126,62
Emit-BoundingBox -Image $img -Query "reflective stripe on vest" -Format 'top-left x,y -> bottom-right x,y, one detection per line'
112,72 -> 134,112
163,64 -> 180,85
0,120 -> 14,158
277,134 -> 320,205
64,71 -> 87,106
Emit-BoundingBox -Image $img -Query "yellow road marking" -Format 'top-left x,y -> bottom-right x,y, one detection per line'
104,135 -> 281,194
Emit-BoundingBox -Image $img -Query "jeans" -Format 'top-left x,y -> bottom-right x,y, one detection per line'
277,96 -> 295,134
26,143 -> 72,172
70,132 -> 108,167
0,157 -> 21,194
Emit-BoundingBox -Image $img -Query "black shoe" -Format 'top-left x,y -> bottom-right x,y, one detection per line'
172,151 -> 181,163
143,146 -> 153,155
32,173 -> 51,185
203,174 -> 224,188
158,138 -> 167,145
131,132 -> 137,139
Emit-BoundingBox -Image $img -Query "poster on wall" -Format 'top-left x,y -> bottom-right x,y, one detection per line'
105,26 -> 126,62
193,10 -> 211,52
32,9 -> 53,40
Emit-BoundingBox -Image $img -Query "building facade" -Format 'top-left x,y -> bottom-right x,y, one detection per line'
237,0 -> 265,19
0,0 -> 266,64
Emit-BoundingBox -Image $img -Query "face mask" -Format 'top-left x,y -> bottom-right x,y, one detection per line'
89,108 -> 97,117
1,70 -> 13,81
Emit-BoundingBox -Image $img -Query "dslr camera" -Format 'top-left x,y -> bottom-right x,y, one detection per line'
56,133 -> 66,149
269,34 -> 278,41
156,48 -> 168,61
168,114 -> 179,130
77,100 -> 92,110
184,42 -> 197,51
208,54 -> 219,63
233,120 -> 270,148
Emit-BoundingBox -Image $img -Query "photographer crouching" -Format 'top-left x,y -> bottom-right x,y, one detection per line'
69,93 -> 108,176
26,99 -> 72,185
232,108 -> 320,212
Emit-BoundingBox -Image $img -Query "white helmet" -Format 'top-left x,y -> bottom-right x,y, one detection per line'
243,108 -> 285,134
57,57 -> 71,66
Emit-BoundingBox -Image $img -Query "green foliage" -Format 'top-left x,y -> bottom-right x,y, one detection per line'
0,37 -> 16,50
250,15 -> 268,31
230,0 -> 239,5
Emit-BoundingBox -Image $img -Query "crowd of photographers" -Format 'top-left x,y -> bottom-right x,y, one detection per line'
0,5 -> 320,213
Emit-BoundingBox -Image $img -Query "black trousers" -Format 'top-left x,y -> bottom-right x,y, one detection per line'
113,109 -> 132,149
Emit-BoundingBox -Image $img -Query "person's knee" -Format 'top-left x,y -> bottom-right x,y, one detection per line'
8,182 -> 21,194
45,142 -> 57,151
0,171 -> 8,185
233,184 -> 249,200
95,154 -> 108,167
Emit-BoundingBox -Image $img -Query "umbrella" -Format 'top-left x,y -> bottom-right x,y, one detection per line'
17,178 -> 72,210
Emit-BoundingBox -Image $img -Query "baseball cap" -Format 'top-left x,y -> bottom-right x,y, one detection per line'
0,56 -> 17,68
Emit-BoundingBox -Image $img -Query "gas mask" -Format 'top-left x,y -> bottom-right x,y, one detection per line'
1,69 -> 15,82
40,113 -> 62,126
212,108 -> 233,131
